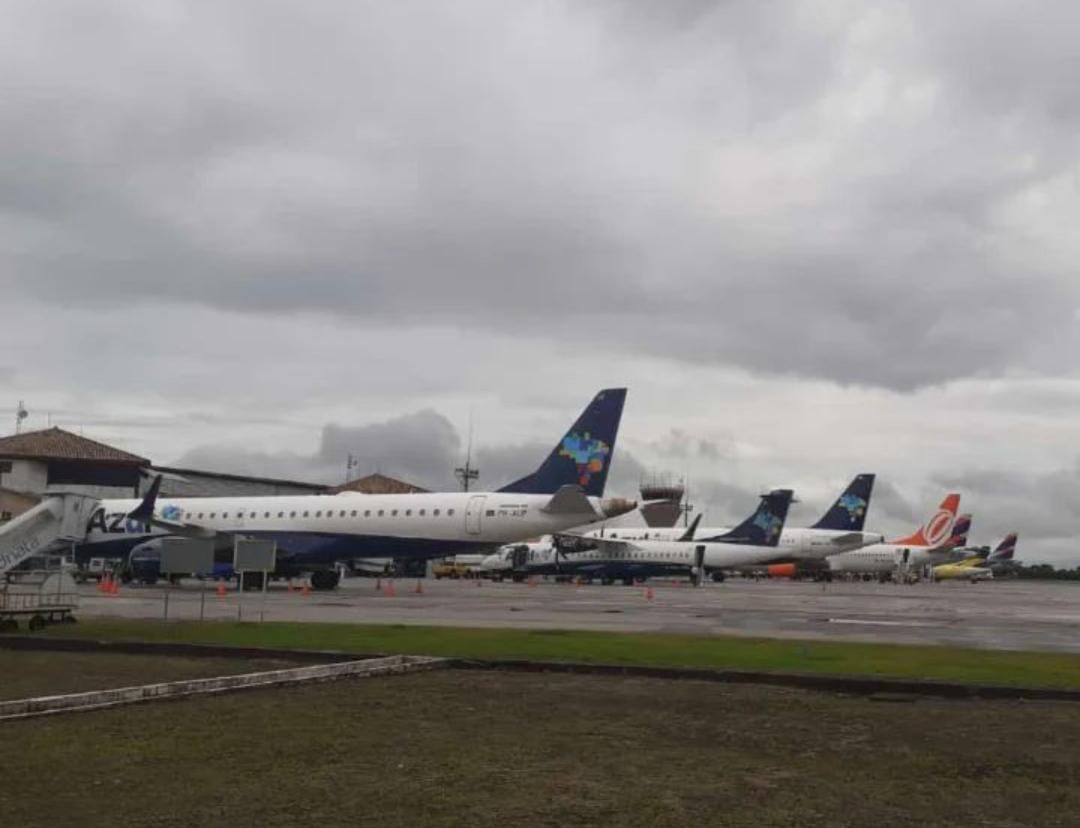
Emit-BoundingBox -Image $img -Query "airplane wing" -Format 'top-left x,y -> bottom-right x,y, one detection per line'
551,532 -> 634,556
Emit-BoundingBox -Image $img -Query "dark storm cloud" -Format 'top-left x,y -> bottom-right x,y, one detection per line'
173,405 -> 649,496
4,2 -> 1080,390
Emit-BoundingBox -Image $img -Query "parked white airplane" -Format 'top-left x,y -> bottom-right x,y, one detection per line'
582,474 -> 883,569
827,493 -> 961,576
75,388 -> 635,589
542,489 -> 797,584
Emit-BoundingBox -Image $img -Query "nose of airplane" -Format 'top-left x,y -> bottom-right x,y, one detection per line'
600,498 -> 637,518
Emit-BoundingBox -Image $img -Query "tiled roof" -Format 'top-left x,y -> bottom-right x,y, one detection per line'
330,473 -> 428,495
0,427 -> 148,464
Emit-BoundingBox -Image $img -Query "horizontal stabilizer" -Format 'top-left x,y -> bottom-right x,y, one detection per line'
541,485 -> 596,516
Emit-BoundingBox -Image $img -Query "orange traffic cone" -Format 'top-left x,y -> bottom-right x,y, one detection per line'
385,581 -> 397,597
644,587 -> 655,601
528,577 -> 538,588
109,578 -> 120,595
216,582 -> 227,598
286,580 -> 295,593
414,579 -> 424,594
301,583 -> 311,597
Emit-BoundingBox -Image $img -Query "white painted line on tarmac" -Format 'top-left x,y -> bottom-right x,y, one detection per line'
827,618 -> 939,628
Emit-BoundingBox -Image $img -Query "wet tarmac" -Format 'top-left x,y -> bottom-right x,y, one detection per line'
71,576 -> 1080,654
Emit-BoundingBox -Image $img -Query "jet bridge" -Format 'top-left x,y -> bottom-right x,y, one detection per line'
0,493 -> 100,574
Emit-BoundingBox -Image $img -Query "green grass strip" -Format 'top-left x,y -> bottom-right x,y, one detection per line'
36,619 -> 1080,689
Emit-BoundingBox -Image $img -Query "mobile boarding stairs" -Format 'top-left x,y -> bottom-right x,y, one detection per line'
0,493 -> 99,631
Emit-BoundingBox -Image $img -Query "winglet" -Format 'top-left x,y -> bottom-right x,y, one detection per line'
677,513 -> 702,542
127,475 -> 162,522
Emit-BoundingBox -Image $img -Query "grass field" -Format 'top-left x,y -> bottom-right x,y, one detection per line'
0,651 -> 294,700
3,669 -> 1080,827
37,618 -> 1080,689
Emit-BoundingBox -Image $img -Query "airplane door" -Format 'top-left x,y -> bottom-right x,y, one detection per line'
692,544 -> 706,587
465,495 -> 486,535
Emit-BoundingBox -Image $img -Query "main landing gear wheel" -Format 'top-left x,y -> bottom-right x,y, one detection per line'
28,615 -> 47,632
310,570 -> 340,591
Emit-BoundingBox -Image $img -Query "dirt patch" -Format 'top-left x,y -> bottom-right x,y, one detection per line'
0,651 -> 296,700
3,669 -> 1079,827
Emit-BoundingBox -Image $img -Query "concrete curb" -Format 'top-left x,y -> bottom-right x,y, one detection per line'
0,655 -> 448,721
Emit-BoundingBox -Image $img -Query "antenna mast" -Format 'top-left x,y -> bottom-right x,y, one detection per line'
454,413 -> 479,492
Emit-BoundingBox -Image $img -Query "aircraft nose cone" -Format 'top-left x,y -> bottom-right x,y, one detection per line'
600,497 -> 637,518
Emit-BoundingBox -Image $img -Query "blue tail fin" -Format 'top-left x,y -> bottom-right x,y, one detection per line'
703,489 -> 794,547
811,474 -> 874,531
498,388 -> 627,498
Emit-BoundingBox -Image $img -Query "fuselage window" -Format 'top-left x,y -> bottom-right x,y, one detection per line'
303,511 -> 309,518
486,510 -> 495,517
378,510 -> 384,517
364,510 -> 371,517
264,512 -> 270,518
419,509 -> 426,516
405,509 -> 412,517
290,511 -> 296,518
391,510 -> 398,517
315,511 -> 322,518
237,512 -> 244,518
447,509 -> 455,516
350,510 -> 357,517
277,512 -> 284,518
197,513 -> 204,519
434,509 -> 441,516
222,513 -> 229,519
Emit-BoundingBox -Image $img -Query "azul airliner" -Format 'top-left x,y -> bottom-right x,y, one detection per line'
78,388 -> 635,589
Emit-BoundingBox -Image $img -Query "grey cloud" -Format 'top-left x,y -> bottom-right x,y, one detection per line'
3,2 -> 1080,390
931,460 -> 1080,562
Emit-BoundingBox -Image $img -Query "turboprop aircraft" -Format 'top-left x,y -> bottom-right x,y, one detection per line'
547,489 -> 795,585
826,493 -> 961,576
75,388 -> 635,589
576,474 -> 883,581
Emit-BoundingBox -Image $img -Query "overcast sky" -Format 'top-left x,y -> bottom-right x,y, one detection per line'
2,2 -> 1078,563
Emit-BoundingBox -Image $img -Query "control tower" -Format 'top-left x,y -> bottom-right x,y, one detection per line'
639,473 -> 687,528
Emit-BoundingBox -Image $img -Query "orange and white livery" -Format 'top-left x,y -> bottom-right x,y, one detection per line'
827,493 -> 961,574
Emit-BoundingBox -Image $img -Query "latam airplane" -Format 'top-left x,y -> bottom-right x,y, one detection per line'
486,489 -> 795,585
581,474 -> 882,575
826,493 -> 962,576
77,388 -> 635,589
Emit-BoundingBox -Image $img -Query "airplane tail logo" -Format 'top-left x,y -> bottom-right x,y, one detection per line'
498,388 -> 626,498
558,433 -> 611,489
704,489 -> 794,547
812,474 -> 875,531
947,513 -> 972,548
892,493 -> 960,547
991,532 -> 1018,561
